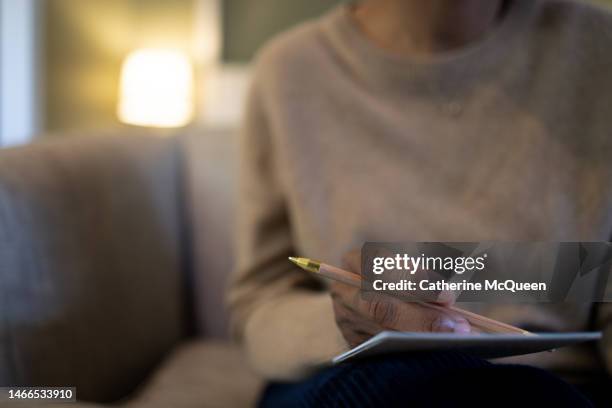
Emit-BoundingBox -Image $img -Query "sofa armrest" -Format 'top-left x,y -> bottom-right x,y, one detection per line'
0,133 -> 189,402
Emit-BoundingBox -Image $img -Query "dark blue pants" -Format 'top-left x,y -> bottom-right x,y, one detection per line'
259,353 -> 596,407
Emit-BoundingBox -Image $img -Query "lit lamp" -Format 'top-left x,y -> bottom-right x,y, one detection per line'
118,49 -> 194,128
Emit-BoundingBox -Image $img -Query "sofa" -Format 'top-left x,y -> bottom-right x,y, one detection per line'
0,130 -> 263,407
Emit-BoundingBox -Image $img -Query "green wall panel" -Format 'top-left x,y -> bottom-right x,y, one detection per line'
222,0 -> 342,62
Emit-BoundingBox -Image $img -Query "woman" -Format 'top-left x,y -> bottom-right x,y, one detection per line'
230,0 -> 612,406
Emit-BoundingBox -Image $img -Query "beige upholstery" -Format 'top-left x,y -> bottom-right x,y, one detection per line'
124,341 -> 263,408
0,342 -> 263,408
183,129 -> 238,338
0,134 -> 187,401
0,131 -> 261,406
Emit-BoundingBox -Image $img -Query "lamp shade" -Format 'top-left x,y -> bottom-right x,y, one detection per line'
118,49 -> 193,127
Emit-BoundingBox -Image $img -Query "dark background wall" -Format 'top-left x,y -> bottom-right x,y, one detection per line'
222,0 -> 341,62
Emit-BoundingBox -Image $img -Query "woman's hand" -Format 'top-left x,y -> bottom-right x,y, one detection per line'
330,250 -> 472,347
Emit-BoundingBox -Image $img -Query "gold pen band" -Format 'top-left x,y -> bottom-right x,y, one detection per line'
289,257 -> 321,274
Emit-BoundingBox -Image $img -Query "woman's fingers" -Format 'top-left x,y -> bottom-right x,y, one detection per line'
331,280 -> 472,336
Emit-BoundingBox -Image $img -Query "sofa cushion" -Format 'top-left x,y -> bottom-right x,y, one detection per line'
0,134 -> 189,402
0,341 -> 263,408
124,341 -> 263,408
183,130 -> 238,338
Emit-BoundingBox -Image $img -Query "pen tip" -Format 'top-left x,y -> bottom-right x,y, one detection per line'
288,256 -> 321,273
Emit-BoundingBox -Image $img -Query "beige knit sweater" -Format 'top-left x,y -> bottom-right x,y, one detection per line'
229,0 -> 612,382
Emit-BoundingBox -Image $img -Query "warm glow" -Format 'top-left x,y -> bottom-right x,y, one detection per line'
118,49 -> 193,127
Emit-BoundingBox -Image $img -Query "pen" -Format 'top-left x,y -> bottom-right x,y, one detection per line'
289,256 -> 531,335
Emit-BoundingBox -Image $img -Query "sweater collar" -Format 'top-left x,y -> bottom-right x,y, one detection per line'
320,0 -> 539,94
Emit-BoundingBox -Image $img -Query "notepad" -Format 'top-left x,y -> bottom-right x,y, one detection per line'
332,331 -> 602,364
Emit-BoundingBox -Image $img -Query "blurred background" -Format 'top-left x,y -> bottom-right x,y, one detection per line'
0,0 -> 345,146
1,0 -> 612,147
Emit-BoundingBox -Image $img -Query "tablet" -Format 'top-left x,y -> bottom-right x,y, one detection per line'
332,331 -> 602,364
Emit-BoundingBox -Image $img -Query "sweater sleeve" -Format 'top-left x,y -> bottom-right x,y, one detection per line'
228,69 -> 347,381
